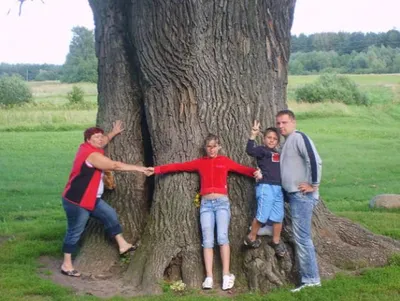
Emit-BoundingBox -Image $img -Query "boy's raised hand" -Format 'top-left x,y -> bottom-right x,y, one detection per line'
250,120 -> 260,140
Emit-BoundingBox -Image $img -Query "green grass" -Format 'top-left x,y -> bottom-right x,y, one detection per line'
290,101 -> 400,240
0,107 -> 96,131
0,81 -> 97,131
0,78 -> 399,300
29,81 -> 97,105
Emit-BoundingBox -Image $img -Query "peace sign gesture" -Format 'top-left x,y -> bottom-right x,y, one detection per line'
250,120 -> 261,139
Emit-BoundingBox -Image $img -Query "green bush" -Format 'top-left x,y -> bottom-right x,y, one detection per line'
0,75 -> 32,106
295,74 -> 369,105
66,86 -> 85,104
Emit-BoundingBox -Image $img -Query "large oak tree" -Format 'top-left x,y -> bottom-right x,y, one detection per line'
66,0 -> 400,294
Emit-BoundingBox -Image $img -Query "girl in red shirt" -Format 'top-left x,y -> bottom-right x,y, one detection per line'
154,134 -> 257,291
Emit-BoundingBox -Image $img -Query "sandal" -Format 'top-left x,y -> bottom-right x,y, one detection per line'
243,236 -> 261,248
61,269 -> 81,277
120,244 -> 138,256
271,241 -> 287,257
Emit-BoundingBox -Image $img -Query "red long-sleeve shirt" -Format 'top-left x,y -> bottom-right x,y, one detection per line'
154,155 -> 256,196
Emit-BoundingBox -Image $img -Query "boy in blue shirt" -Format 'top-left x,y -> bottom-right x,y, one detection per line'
244,121 -> 286,257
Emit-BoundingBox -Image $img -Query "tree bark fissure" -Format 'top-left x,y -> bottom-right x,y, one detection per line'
75,0 -> 150,274
76,0 -> 400,295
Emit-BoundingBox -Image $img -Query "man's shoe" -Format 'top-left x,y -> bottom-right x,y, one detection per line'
291,282 -> 321,292
202,277 -> 213,289
222,274 -> 235,290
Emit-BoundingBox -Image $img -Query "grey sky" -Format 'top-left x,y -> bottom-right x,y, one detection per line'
0,0 -> 399,64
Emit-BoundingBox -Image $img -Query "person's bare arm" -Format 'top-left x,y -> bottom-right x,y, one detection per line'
101,120 -> 124,148
87,152 -> 152,175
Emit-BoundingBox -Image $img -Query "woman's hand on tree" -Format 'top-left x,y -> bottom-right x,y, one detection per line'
111,120 -> 125,135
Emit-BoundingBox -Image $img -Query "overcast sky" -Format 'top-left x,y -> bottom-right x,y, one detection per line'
0,0 -> 399,64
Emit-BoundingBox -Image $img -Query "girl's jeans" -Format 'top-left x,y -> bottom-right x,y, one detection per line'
200,196 -> 230,248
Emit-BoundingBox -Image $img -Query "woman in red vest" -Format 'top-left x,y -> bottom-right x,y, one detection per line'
61,120 -> 152,277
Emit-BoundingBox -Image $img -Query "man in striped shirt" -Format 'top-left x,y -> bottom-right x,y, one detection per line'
276,109 -> 322,292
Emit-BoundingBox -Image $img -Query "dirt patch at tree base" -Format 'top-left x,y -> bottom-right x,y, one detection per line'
38,256 -> 138,298
38,256 -> 239,298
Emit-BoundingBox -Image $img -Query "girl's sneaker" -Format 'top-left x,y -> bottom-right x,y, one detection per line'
202,277 -> 213,289
222,274 -> 235,290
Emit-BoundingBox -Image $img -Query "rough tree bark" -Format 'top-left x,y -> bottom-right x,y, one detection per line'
76,0 -> 400,294
75,0 -> 150,274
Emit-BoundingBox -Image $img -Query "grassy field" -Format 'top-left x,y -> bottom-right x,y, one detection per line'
29,81 -> 98,104
287,73 -> 400,105
0,76 -> 400,300
0,81 -> 97,132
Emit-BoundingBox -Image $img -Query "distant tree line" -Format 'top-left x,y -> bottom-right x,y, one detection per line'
0,63 -> 62,81
2,29 -> 400,81
291,30 -> 400,54
289,45 -> 400,74
0,26 -> 97,83
290,30 -> 400,75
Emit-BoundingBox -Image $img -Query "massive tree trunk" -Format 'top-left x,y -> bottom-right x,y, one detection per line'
76,0 -> 400,294
75,0 -> 150,274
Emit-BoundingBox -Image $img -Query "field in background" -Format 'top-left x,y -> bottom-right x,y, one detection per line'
29,81 -> 97,104
288,73 -> 400,105
0,76 -> 399,300
0,81 -> 97,131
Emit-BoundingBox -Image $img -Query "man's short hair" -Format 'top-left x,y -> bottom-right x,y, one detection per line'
276,109 -> 296,120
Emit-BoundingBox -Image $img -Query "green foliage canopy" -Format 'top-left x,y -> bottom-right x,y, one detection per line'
289,45 -> 400,75
61,26 -> 97,83
291,30 -> 400,54
0,63 -> 61,81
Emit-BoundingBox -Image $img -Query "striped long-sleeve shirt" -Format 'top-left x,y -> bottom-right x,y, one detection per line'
280,131 -> 322,194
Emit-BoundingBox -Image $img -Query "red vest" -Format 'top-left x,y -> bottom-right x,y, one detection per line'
62,142 -> 104,211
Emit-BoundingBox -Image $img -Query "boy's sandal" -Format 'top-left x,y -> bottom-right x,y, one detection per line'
271,241 -> 287,257
243,236 -> 262,248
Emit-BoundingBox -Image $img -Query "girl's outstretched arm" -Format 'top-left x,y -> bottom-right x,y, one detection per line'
154,158 -> 202,175
224,157 -> 257,177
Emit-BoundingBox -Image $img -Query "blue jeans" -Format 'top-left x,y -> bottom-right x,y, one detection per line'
62,198 -> 122,254
200,196 -> 230,248
288,192 -> 320,284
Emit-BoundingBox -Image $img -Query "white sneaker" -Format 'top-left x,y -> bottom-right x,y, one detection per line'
291,282 -> 321,292
202,277 -> 213,289
249,225 -> 273,236
222,274 -> 235,290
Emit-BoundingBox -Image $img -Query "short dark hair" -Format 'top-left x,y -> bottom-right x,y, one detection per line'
83,127 -> 104,142
264,127 -> 280,142
276,109 -> 296,120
